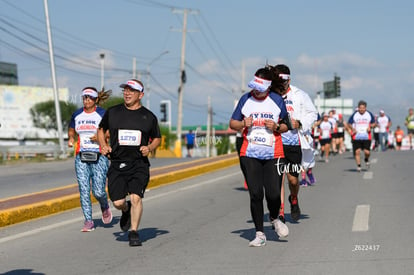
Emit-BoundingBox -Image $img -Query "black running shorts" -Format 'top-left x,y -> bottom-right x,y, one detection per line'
282,145 -> 302,178
107,159 -> 150,201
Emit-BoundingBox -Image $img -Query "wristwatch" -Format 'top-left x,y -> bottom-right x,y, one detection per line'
275,124 -> 281,132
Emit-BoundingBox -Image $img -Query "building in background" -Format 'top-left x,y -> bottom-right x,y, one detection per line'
0,62 -> 18,85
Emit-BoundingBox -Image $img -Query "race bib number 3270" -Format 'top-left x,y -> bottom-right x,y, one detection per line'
118,129 -> 142,146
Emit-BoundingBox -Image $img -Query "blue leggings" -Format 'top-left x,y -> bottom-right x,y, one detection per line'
75,154 -> 109,221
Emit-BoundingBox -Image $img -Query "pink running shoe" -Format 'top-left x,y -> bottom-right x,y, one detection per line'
81,220 -> 95,232
102,207 -> 113,224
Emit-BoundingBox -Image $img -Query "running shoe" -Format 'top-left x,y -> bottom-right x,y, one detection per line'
128,230 -> 142,246
289,195 -> 301,221
81,220 -> 95,232
357,165 -> 361,172
299,179 -> 308,186
307,172 -> 316,185
120,201 -> 131,232
325,158 -> 329,163
101,206 -> 113,224
249,231 -> 266,247
272,216 -> 289,238
365,161 -> 370,170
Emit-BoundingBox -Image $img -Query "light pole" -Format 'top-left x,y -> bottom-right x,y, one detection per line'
100,53 -> 105,89
146,50 -> 169,109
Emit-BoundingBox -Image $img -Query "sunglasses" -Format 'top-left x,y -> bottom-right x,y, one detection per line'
82,95 -> 97,100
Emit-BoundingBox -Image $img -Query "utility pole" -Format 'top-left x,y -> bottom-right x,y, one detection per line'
206,96 -> 211,157
132,57 -> 136,79
44,0 -> 65,158
100,53 -> 105,89
172,8 -> 198,157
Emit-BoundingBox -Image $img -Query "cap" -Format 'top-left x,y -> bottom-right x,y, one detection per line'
120,79 -> 144,92
82,88 -> 98,98
379,110 -> 385,114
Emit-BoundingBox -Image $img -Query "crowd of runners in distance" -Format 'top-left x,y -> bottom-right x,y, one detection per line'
308,105 -> 414,176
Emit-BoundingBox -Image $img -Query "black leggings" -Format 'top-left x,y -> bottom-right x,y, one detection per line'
241,156 -> 284,232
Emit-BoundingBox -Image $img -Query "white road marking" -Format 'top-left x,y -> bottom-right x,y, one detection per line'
0,171 -> 241,244
371,158 -> 377,164
363,172 -> 373,179
352,204 -> 370,232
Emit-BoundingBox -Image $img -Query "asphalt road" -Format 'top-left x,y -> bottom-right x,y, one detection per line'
1,150 -> 414,274
0,157 -> 197,199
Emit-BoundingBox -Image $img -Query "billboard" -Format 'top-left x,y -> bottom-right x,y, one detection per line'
0,85 -> 69,139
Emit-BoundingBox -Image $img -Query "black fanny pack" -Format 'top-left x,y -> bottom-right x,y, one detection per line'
79,151 -> 100,163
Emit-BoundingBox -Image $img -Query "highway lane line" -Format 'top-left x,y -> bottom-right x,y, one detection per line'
0,171 -> 241,244
363,171 -> 373,179
352,204 -> 370,232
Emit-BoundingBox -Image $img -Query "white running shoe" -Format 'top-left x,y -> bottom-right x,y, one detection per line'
273,218 -> 289,238
249,231 -> 266,247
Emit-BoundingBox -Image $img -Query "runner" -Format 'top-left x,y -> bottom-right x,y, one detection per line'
230,66 -> 290,246
394,126 -> 404,151
377,110 -> 392,151
269,64 -> 318,222
97,79 -> 161,247
336,113 -> 346,154
328,109 -> 339,155
318,113 -> 333,163
68,87 -> 112,232
346,100 -> 376,172
405,108 -> 414,150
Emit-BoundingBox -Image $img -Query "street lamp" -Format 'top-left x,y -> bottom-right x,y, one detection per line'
100,53 -> 105,89
146,50 -> 169,109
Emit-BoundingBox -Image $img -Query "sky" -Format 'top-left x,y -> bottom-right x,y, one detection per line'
1,0 -> 414,130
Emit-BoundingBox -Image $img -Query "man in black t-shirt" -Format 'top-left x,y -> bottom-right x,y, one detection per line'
98,79 -> 161,247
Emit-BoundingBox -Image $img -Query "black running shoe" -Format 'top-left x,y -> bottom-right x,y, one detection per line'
128,230 -> 142,246
289,195 -> 301,221
120,201 -> 131,232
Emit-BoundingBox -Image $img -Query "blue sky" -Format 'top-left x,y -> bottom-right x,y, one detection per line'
1,0 -> 413,129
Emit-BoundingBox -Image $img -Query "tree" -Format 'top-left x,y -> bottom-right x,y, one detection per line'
30,100 -> 77,131
99,97 -> 124,109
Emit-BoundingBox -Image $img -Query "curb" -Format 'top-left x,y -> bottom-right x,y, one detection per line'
0,155 -> 239,227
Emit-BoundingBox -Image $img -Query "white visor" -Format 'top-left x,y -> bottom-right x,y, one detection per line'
247,76 -> 272,93
279,73 -> 290,80
82,88 -> 98,98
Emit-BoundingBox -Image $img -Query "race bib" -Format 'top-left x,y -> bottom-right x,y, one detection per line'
337,127 -> 344,133
355,129 -> 368,140
321,131 -> 330,139
249,128 -> 273,147
118,129 -> 142,146
80,134 -> 99,150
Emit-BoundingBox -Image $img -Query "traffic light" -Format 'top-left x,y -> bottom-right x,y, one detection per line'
160,103 -> 167,122
334,76 -> 341,97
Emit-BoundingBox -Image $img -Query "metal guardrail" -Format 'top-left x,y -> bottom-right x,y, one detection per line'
0,145 -> 64,160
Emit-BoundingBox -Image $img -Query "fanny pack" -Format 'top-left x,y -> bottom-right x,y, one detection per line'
79,151 -> 100,163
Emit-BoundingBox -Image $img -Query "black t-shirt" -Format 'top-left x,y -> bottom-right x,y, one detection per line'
99,103 -> 161,162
